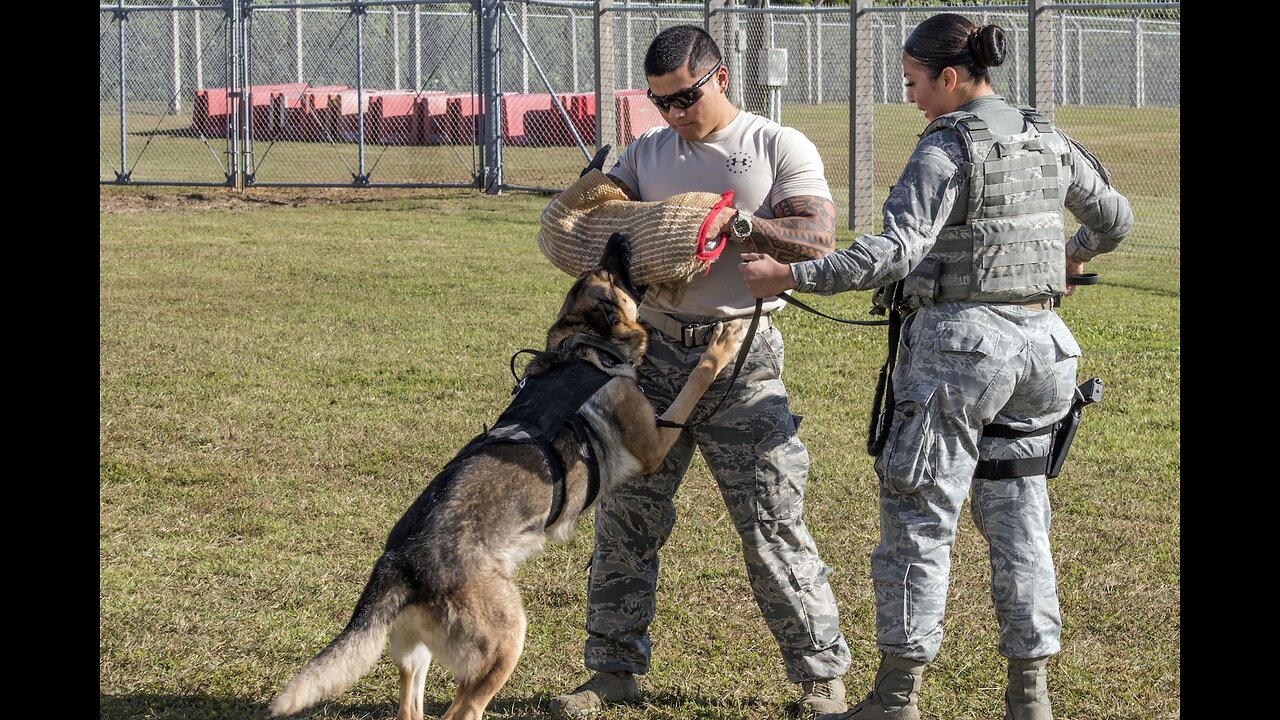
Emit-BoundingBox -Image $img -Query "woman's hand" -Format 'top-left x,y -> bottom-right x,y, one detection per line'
1064,257 -> 1085,297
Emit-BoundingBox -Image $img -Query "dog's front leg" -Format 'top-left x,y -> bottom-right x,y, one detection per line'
640,319 -> 748,472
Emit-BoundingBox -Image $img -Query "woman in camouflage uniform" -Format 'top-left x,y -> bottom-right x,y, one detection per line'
740,13 -> 1133,720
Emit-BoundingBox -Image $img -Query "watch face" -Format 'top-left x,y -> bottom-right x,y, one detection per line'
733,215 -> 751,238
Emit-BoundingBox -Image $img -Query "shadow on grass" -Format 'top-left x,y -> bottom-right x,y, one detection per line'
101,693 -> 274,720
99,692 -> 572,720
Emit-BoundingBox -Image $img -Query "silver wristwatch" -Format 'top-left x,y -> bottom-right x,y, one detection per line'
729,211 -> 753,239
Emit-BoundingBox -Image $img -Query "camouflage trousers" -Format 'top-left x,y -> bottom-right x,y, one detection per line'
871,302 -> 1081,662
583,315 -> 851,682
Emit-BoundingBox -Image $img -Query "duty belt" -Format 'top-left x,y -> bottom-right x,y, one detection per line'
996,298 -> 1055,311
639,307 -> 772,347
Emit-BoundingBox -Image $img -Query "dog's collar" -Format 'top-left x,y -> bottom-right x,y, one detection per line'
557,333 -> 630,368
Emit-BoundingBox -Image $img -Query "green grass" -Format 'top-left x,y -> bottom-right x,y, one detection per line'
100,179 -> 1179,720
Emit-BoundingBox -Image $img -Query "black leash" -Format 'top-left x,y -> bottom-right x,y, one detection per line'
657,292 -> 891,432
777,292 -> 890,327
865,282 -> 904,457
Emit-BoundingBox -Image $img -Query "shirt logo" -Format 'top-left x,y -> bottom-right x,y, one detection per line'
726,152 -> 753,174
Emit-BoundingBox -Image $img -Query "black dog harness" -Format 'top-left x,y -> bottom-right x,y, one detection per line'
470,335 -> 630,528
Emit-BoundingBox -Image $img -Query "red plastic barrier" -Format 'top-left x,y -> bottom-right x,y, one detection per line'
520,109 -> 569,146
520,93 -> 592,147
501,93 -> 555,146
365,90 -> 424,145
191,83 -> 308,138
440,94 -> 484,145
268,85 -> 348,141
416,92 -> 452,145
568,92 -> 596,145
616,89 -> 665,145
328,90 -> 374,143
247,83 -> 306,138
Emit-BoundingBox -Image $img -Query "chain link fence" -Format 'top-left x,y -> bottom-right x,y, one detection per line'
100,0 -> 1178,258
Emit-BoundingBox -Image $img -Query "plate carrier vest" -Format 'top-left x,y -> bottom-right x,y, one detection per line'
901,106 -> 1075,307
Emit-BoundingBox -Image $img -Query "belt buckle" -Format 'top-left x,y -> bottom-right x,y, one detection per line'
680,323 -> 705,347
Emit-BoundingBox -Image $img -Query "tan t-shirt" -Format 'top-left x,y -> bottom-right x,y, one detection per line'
608,110 -> 831,319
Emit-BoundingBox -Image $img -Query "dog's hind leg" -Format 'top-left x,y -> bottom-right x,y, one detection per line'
438,582 -> 528,720
633,319 -> 748,473
390,605 -> 435,720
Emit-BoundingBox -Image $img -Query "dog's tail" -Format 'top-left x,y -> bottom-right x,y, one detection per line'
267,560 -> 410,717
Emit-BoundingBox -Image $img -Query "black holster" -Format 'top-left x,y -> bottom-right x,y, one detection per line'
1045,377 -> 1103,479
975,377 -> 1103,480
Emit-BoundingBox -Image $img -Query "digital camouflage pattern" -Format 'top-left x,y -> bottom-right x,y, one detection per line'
583,318 -> 851,682
870,302 -> 1079,661
786,95 -> 1131,666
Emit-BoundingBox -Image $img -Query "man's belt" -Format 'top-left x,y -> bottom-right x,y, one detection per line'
640,308 -> 771,348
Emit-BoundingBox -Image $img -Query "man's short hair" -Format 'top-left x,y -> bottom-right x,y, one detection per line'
644,25 -> 722,77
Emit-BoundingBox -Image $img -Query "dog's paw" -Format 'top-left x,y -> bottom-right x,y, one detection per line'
702,319 -> 748,374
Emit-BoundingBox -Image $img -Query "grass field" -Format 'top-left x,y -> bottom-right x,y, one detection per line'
100,149 -> 1179,720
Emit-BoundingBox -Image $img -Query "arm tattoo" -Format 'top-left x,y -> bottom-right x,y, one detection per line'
746,195 -> 837,262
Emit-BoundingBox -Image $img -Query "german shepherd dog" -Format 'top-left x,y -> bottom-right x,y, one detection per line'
268,234 -> 746,720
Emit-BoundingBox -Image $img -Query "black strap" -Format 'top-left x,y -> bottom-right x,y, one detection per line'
974,421 -> 1054,479
570,413 -> 603,511
655,299 -> 762,430
973,455 -> 1050,479
982,423 -> 1054,439
866,282 -> 904,456
538,436 -> 569,527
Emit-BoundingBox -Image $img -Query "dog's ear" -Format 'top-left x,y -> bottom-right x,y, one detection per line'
601,233 -> 644,304
581,298 -> 616,341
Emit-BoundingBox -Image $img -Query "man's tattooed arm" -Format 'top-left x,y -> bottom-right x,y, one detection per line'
741,195 -> 837,262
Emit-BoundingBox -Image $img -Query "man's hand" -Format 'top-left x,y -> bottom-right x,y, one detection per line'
706,206 -> 737,241
739,252 -> 797,298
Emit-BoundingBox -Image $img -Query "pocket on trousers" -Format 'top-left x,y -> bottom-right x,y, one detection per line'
788,563 -> 842,648
1049,325 -> 1082,361
876,381 -> 940,495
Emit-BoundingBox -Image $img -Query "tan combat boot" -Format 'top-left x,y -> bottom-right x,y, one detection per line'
817,654 -> 926,720
548,670 -> 642,718
793,677 -> 848,716
1004,656 -> 1052,720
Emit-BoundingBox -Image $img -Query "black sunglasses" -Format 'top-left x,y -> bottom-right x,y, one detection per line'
647,61 -> 722,113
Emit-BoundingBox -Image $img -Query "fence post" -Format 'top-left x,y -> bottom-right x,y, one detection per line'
294,0 -> 303,83
705,0 -> 730,56
1132,13 -> 1144,108
356,2 -> 367,183
414,1 -> 421,90
706,0 -> 740,109
116,0 -> 128,180
848,0 -> 873,231
228,0 -> 241,186
594,0 -> 617,154
171,0 -> 182,115
519,0 -> 529,93
1027,0 -> 1054,119
392,5 -> 401,89
480,0 -> 502,193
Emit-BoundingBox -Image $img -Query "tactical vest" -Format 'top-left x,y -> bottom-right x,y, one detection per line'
902,106 -> 1073,306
